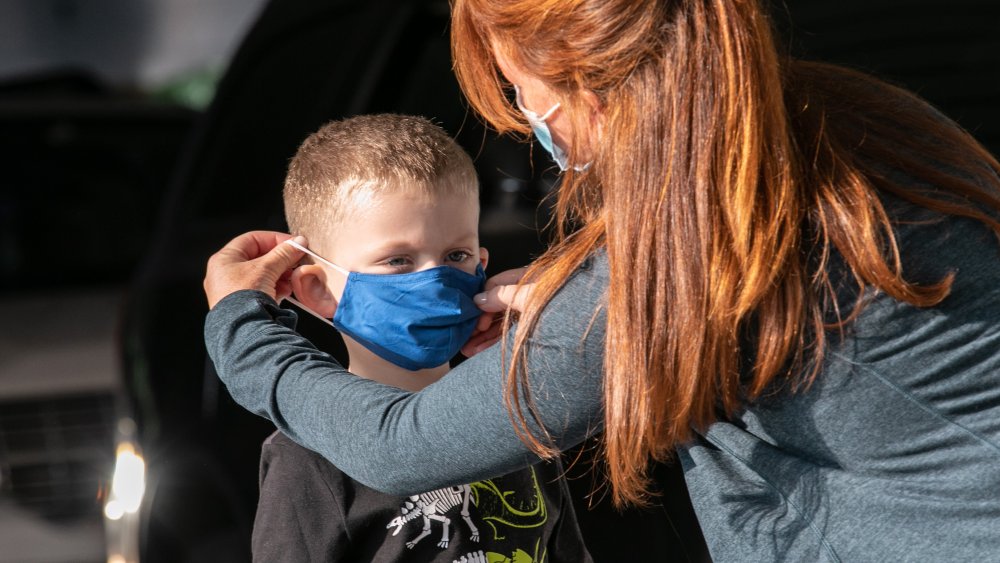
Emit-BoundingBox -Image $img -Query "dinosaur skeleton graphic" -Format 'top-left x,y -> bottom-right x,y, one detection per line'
386,484 -> 481,549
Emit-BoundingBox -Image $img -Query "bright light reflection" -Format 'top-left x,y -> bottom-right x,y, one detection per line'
104,500 -> 125,521
106,442 -> 146,516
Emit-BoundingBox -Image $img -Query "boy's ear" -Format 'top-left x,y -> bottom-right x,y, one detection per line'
478,247 -> 489,271
290,264 -> 339,318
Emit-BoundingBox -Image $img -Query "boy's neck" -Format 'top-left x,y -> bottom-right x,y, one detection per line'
343,337 -> 448,391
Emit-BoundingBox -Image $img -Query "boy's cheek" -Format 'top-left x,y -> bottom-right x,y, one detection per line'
328,274 -> 347,305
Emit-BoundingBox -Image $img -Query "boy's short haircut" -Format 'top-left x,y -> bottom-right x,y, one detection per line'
284,114 -> 478,246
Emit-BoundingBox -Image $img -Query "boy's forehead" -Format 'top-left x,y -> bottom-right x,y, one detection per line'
322,182 -> 478,235
342,181 -> 478,212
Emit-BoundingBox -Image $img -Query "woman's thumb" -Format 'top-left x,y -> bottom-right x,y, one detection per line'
260,235 -> 307,273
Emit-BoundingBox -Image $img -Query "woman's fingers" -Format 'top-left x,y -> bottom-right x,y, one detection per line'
462,265 -> 534,355
464,265 -> 533,356
475,311 -> 494,333
460,316 -> 504,357
483,266 -> 529,291
222,230 -> 295,261
474,281 -> 534,313
204,231 -> 307,309
473,266 -> 533,313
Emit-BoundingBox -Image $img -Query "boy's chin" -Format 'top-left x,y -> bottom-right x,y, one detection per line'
361,360 -> 450,392
342,337 -> 450,390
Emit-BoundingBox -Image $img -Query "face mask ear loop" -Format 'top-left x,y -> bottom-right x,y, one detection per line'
514,85 -> 560,121
282,238 -> 349,326
284,238 -> 351,276
281,295 -> 335,327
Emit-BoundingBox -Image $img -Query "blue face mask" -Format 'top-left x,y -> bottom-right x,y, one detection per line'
514,85 -> 590,172
285,240 -> 486,371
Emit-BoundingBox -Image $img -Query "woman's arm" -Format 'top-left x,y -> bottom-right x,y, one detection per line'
205,254 -> 608,495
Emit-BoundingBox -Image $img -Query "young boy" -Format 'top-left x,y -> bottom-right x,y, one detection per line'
251,114 -> 591,562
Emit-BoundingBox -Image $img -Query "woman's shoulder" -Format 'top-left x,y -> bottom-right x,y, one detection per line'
882,187 -> 1000,289
550,249 -> 609,306
532,249 -> 609,344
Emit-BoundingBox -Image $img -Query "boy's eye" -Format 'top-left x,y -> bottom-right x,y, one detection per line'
446,251 -> 471,263
385,257 -> 411,268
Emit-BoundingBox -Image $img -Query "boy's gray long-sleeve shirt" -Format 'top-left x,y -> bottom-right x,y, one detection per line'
207,196 -> 1000,561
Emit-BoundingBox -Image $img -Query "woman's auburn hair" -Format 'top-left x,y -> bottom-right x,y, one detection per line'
451,0 -> 1000,506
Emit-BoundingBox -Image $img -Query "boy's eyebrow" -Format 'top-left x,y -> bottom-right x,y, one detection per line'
368,233 -> 480,254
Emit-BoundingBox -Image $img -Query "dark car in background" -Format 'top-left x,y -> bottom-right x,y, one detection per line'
2,0 -> 996,561
0,77 -> 196,561
0,2 -> 245,561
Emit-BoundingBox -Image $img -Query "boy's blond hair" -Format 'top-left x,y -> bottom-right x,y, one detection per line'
284,114 -> 478,249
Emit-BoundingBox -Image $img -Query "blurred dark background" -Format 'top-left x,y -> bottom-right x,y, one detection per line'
0,0 -> 997,561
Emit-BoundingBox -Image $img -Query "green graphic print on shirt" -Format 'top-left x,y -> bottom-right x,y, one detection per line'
385,466 -> 550,560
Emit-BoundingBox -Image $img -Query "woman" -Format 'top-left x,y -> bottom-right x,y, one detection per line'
204,0 -> 1000,559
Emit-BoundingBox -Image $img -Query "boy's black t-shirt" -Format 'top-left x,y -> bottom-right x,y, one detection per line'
253,431 -> 592,563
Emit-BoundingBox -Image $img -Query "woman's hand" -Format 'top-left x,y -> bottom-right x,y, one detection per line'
204,231 -> 307,309
461,267 -> 533,357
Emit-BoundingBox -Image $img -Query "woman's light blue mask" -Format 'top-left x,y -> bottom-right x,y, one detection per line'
285,240 -> 486,371
514,85 -> 590,172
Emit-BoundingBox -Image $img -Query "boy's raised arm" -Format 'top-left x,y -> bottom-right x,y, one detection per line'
203,237 -> 607,496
